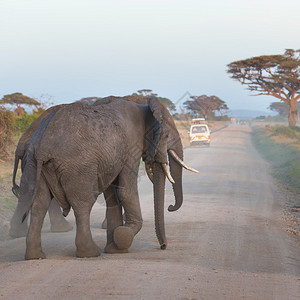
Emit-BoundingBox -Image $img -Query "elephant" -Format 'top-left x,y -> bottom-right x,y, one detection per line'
19,97 -> 197,259
9,104 -> 73,238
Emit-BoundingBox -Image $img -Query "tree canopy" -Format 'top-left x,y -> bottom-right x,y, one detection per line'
183,95 -> 228,119
227,49 -> 300,126
157,97 -> 176,112
127,90 -> 176,112
0,93 -> 40,108
269,101 -> 300,118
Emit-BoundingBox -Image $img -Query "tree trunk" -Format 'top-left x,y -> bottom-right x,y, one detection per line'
288,99 -> 297,127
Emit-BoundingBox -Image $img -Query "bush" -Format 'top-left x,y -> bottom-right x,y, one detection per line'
14,111 -> 42,134
214,115 -> 230,121
0,106 -> 15,159
269,125 -> 299,139
291,126 -> 300,132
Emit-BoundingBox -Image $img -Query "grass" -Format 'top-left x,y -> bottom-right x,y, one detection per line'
252,126 -> 300,194
0,194 -> 17,214
252,125 -> 300,237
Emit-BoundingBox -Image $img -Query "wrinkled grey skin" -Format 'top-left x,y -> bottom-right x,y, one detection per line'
21,97 -> 184,259
9,105 -> 73,238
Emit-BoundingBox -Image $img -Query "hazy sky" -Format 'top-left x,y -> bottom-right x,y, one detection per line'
1,0 -> 299,112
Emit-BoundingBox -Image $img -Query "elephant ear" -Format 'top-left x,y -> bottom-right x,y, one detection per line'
143,97 -> 167,164
148,96 -> 164,125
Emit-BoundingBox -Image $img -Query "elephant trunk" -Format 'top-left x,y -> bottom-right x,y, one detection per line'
152,162 -> 167,249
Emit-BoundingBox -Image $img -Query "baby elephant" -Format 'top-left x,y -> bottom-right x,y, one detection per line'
10,105 -> 73,238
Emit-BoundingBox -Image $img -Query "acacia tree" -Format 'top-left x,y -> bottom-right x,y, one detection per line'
227,49 -> 300,127
183,95 -> 228,119
128,90 -> 176,112
137,89 -> 155,96
269,102 -> 300,119
0,92 -> 41,115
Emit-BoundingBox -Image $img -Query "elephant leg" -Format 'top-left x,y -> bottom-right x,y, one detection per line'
103,184 -> 127,253
111,167 -> 143,251
9,201 -> 30,238
48,198 -> 73,233
72,195 -> 100,258
101,211 -> 125,229
10,164 -> 35,238
25,176 -> 52,260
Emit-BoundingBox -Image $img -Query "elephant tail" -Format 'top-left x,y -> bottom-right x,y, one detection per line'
22,159 -> 43,223
12,154 -> 21,198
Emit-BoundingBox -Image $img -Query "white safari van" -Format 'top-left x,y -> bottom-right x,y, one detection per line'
189,118 -> 210,146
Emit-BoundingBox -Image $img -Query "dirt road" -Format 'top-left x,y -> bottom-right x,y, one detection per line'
0,125 -> 299,299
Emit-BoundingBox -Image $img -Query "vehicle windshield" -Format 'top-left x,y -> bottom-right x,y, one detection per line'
191,126 -> 208,133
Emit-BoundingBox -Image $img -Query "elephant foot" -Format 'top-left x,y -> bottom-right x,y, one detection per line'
25,249 -> 46,260
76,243 -> 101,258
104,242 -> 129,254
50,219 -> 73,233
113,226 -> 134,250
9,223 -> 28,238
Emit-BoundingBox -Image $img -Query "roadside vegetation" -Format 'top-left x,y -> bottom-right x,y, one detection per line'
252,125 -> 300,236
0,107 -> 15,157
0,139 -> 20,239
252,125 -> 300,192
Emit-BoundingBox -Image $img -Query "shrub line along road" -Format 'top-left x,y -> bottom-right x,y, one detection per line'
0,125 -> 299,299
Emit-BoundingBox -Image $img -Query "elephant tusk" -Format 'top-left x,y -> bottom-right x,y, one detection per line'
168,149 -> 199,173
162,163 -> 175,184
145,163 -> 153,183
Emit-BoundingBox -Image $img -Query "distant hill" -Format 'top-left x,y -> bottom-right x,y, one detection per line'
227,109 -> 277,119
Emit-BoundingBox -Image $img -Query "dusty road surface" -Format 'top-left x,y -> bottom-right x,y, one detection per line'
0,125 -> 299,299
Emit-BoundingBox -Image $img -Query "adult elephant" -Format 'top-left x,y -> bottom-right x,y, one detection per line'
9,104 -> 73,238
20,97 -> 197,259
